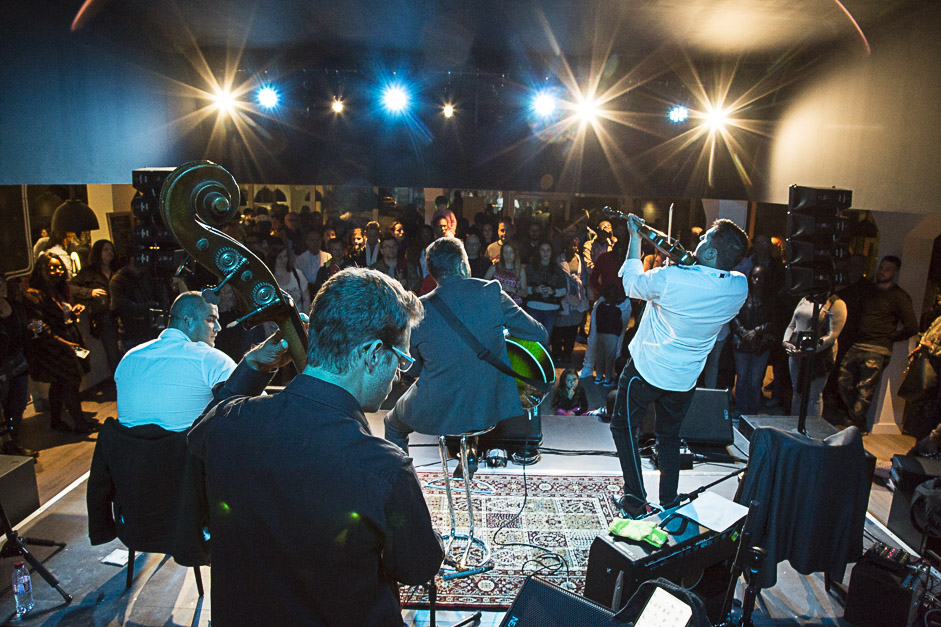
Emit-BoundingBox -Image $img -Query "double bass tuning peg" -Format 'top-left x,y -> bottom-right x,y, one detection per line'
201,256 -> 248,306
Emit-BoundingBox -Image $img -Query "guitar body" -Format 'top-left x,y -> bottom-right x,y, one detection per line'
506,337 -> 556,409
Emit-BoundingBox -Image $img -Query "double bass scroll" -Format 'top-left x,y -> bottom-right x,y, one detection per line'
159,161 -> 308,370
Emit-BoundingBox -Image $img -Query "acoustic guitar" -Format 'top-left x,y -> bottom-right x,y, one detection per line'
505,336 -> 556,409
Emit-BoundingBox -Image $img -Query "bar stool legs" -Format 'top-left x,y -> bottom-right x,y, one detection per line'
437,434 -> 493,575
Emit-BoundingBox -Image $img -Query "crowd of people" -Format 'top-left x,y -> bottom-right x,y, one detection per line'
0,196 -> 926,464
1,192 -> 932,623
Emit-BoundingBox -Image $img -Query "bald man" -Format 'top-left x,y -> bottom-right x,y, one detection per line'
114,291 -> 236,431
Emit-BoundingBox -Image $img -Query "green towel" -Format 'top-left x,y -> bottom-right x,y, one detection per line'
608,518 -> 668,548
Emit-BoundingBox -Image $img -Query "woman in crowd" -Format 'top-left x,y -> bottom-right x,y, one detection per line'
0,275 -> 36,457
386,220 -> 407,251
782,290 -> 847,417
24,253 -> 98,434
386,220 -> 409,277
480,221 -> 495,250
71,239 -> 120,374
485,241 -> 527,306
267,241 -> 310,316
552,236 -> 588,365
730,265 -> 776,416
524,241 -> 567,339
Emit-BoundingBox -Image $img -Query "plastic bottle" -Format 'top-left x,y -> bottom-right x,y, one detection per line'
12,561 -> 34,616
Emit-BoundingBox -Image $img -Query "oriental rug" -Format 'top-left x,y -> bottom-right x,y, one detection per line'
399,470 -> 623,610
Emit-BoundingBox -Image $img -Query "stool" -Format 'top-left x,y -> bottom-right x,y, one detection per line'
437,426 -> 495,574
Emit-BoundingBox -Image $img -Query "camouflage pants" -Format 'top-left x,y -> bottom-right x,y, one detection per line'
837,345 -> 890,428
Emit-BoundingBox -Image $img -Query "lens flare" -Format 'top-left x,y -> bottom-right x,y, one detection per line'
256,86 -> 279,109
382,85 -> 409,113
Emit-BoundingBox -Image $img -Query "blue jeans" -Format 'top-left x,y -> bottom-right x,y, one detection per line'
525,306 -> 558,340
733,349 -> 770,415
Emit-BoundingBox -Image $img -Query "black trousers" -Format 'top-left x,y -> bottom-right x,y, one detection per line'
610,359 -> 695,506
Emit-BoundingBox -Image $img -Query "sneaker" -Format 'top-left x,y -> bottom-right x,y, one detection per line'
594,375 -> 604,384
602,378 -> 615,386
579,371 -> 594,379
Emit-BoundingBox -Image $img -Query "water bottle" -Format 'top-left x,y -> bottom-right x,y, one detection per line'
12,561 -> 34,616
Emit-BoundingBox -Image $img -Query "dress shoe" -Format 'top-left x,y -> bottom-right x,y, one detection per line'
1,441 -> 38,459
74,419 -> 100,435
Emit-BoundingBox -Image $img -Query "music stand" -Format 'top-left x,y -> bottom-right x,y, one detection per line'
0,498 -> 72,604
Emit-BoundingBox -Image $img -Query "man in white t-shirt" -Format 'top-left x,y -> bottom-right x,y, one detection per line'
611,217 -> 748,517
115,291 -> 236,431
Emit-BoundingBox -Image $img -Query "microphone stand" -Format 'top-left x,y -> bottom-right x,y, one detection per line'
0,498 -> 72,604
657,467 -> 747,525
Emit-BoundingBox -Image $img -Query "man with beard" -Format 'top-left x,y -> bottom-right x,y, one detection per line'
837,255 -> 917,432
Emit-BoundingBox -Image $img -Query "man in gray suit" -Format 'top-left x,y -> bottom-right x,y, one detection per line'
384,237 -> 548,454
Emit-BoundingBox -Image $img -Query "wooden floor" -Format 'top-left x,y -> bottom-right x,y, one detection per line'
16,384 -> 116,505
10,380 -> 916,519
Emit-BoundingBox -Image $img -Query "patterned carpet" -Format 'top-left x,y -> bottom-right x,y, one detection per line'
400,470 -> 623,610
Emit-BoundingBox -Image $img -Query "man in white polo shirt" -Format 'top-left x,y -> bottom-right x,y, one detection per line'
115,291 -> 235,431
611,216 -> 748,518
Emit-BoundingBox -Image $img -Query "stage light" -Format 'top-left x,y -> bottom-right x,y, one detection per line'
668,105 -> 689,123
332,98 -> 344,113
575,96 -> 600,122
382,84 -> 409,113
257,86 -> 279,109
705,105 -> 729,129
442,104 -> 454,118
532,91 -> 556,118
212,88 -> 235,113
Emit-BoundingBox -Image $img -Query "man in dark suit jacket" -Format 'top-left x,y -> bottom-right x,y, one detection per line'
384,237 -> 548,453
188,268 -> 443,626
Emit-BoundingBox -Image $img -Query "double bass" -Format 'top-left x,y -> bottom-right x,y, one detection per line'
158,161 -> 308,370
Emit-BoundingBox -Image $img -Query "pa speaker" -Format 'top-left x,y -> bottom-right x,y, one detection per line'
498,576 -> 617,627
640,387 -> 733,445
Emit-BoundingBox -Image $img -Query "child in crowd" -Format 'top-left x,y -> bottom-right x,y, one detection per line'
552,369 -> 589,415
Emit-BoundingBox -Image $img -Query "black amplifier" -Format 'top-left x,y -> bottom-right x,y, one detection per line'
584,511 -> 740,620
844,549 -> 923,627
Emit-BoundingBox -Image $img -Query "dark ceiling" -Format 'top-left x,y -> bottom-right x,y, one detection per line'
78,0 -> 927,62
5,0 -> 934,195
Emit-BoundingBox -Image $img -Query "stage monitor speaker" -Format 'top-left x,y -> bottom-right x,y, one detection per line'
584,511 -> 738,622
0,185 -> 34,277
498,576 -> 618,627
640,388 -> 733,446
476,412 -> 542,448
843,554 -> 922,627
0,454 -> 40,528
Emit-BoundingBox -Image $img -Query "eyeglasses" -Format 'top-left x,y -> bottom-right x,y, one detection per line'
387,343 -> 415,372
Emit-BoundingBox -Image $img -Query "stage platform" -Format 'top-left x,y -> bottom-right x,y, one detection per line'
0,401 -> 917,626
